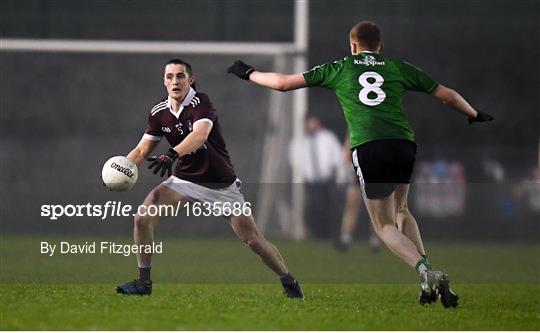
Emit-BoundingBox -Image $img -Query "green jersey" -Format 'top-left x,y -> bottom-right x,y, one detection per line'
303,52 -> 438,148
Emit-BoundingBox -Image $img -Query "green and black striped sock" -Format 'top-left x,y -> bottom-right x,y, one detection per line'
421,254 -> 432,270
415,258 -> 430,276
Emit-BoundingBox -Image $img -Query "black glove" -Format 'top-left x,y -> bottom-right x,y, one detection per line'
227,60 -> 255,80
147,148 -> 179,177
468,111 -> 494,124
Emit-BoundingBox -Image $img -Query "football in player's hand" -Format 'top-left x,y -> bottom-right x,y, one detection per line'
101,156 -> 138,191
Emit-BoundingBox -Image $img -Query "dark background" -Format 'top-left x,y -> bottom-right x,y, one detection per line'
1,0 -> 538,240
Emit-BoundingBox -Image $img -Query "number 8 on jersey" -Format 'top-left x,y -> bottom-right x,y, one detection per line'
358,71 -> 386,106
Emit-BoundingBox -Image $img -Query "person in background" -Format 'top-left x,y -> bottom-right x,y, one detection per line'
289,115 -> 342,239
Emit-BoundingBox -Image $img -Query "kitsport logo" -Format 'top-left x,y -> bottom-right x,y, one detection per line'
354,55 -> 385,66
110,162 -> 135,179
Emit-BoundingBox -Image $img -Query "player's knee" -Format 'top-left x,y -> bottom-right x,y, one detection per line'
371,219 -> 395,237
370,221 -> 384,235
396,203 -> 410,215
134,213 -> 151,230
379,223 -> 397,236
146,189 -> 162,206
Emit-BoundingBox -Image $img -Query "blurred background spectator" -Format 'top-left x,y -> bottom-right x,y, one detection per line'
413,159 -> 466,218
289,115 -> 342,238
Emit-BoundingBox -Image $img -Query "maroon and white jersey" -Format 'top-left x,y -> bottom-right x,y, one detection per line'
143,88 -> 237,188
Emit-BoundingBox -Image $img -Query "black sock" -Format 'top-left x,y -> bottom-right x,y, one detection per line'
280,273 -> 296,285
139,267 -> 151,282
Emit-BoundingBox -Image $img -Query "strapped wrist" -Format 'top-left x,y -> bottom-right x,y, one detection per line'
167,148 -> 179,160
246,67 -> 255,79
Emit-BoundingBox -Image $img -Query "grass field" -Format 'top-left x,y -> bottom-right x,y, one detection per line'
1,236 -> 539,330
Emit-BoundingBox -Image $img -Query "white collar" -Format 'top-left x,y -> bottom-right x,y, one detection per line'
167,87 -> 197,119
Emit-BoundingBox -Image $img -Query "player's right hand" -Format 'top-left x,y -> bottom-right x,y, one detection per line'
468,111 -> 494,124
227,60 -> 255,80
146,148 -> 179,177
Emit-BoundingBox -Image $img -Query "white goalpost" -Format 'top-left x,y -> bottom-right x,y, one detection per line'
0,0 -> 309,240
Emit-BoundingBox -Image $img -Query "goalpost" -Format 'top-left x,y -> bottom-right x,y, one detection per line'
1,0 -> 309,240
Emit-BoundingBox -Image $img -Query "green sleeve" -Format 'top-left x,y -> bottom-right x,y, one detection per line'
394,59 -> 439,93
302,59 -> 345,89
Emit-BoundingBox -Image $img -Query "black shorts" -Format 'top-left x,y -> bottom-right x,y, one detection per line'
351,139 -> 416,199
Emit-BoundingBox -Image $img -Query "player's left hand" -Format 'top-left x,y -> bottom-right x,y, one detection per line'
146,148 -> 179,177
468,111 -> 494,124
227,60 -> 255,80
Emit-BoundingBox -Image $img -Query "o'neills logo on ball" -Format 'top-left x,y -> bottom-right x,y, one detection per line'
111,162 -> 135,179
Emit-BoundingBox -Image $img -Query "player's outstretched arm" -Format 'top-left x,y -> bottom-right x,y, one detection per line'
227,60 -> 307,92
431,84 -> 494,124
127,138 -> 160,167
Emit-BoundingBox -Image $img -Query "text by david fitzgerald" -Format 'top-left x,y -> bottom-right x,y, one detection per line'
40,241 -> 163,256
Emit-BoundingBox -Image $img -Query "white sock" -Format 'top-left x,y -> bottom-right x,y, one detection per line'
340,233 -> 352,244
277,269 -> 289,279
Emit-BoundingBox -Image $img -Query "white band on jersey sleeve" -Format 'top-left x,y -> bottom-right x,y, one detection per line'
193,118 -> 214,128
142,133 -> 162,141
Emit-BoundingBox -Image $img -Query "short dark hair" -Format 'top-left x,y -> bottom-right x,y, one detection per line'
165,58 -> 197,89
349,21 -> 382,51
166,58 -> 193,76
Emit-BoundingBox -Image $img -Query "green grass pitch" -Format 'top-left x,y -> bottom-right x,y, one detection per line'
1,236 -> 539,330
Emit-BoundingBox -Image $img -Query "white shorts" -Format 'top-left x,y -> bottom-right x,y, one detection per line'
162,176 -> 245,207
